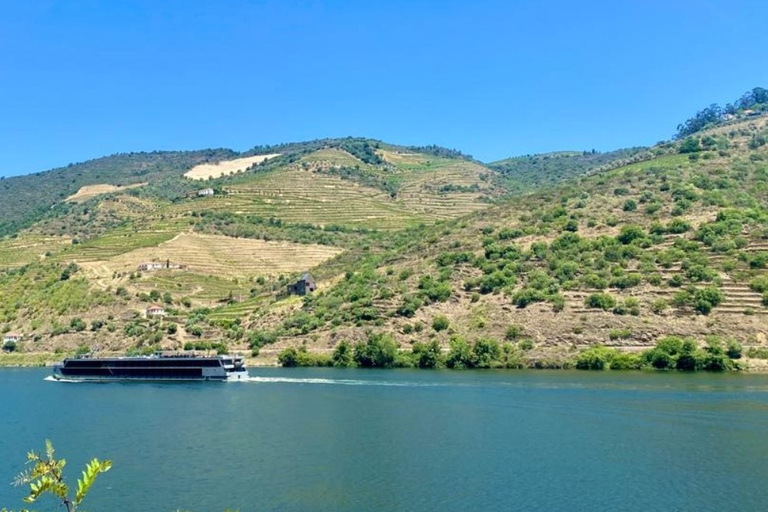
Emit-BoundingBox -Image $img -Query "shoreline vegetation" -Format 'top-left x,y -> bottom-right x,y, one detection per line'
1,334 -> 766,372
275,333 -> 749,372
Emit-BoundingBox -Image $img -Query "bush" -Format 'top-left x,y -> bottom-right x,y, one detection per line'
622,199 -> 637,212
726,339 -> 743,359
749,276 -> 768,293
353,333 -> 398,368
332,340 -> 354,367
505,324 -> 524,340
512,287 -> 547,308
609,352 -> 642,370
69,317 -> 86,332
432,315 -> 450,332
411,340 -> 444,368
585,293 -> 616,310
576,346 -> 615,370
446,336 -> 474,369
609,328 -> 632,340
617,225 -> 646,245
651,298 -> 669,314
472,338 -> 501,368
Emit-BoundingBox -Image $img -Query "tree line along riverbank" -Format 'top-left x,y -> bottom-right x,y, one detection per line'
276,332 -> 756,371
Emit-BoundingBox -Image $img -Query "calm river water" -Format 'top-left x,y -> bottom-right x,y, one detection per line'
2,368 -> 768,511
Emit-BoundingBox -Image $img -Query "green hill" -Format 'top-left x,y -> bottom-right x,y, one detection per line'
488,147 -> 652,193
0,149 -> 237,237
1,97 -> 768,368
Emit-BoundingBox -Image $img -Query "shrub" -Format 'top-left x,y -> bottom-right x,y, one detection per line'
432,315 -> 450,332
585,293 -> 616,310
576,346 -> 615,370
505,324 -> 524,340
651,298 -> 669,314
446,336 -> 474,369
726,339 -> 743,359
749,276 -> 768,293
622,199 -> 637,212
617,225 -> 646,245
353,332 -> 398,368
609,352 -> 642,370
609,328 -> 632,340
331,340 -> 354,367
69,317 -> 86,332
512,288 -> 547,308
411,340 -> 444,368
472,338 -> 501,368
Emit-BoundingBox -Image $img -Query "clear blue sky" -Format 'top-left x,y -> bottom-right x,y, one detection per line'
1,0 -> 767,177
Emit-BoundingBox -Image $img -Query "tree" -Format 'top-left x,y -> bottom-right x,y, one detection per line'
353,333 -> 397,368
412,340 -> 444,368
331,340 -> 354,367
446,336 -> 474,368
8,440 -> 111,512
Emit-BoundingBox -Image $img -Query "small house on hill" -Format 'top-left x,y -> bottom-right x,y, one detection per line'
137,260 -> 184,272
3,332 -> 22,344
287,272 -> 317,296
146,305 -> 166,317
137,262 -> 164,271
197,188 -> 215,197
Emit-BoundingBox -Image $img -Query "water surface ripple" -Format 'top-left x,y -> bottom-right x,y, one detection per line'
2,368 -> 767,511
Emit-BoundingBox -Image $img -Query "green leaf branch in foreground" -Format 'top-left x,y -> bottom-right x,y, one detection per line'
4,440 -> 111,512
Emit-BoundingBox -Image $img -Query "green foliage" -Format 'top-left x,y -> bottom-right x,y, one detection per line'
353,332 -> 398,368
411,340 -> 444,368
678,137 -> 702,154
9,440 -> 111,512
622,199 -> 637,212
576,346 -> 615,370
0,149 -> 236,237
277,346 -> 331,367
505,324 -> 524,340
331,340 -> 355,367
445,336 -> 474,369
585,293 -> 616,310
489,148 -> 650,193
432,315 -> 450,332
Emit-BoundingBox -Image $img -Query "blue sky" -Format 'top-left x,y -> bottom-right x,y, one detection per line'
1,0 -> 767,177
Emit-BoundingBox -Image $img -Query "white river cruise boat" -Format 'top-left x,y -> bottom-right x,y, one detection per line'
53,352 -> 249,382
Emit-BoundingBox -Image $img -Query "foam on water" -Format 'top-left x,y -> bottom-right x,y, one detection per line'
241,375 -> 443,387
44,375 -> 84,383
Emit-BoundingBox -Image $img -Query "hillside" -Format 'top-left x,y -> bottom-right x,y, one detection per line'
0,149 -> 238,237
245,114 -> 768,366
489,147 -> 653,193
1,103 -> 767,368
0,138 -> 506,360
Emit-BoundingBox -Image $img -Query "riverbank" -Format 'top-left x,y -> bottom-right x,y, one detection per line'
5,346 -> 768,371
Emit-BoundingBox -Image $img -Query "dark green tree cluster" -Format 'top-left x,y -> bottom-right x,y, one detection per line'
675,86 -> 767,139
576,336 -> 740,371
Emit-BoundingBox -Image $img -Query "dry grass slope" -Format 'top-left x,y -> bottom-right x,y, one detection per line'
184,154 -> 280,180
65,183 -> 147,203
84,232 -> 343,278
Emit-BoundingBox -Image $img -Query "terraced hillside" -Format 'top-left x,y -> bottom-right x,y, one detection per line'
1,111 -> 767,367
176,145 -> 500,230
244,115 -> 768,366
0,149 -> 237,237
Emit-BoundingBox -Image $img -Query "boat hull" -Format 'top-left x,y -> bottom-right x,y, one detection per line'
52,355 -> 249,382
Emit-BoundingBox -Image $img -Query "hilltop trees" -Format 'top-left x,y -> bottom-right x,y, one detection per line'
676,86 -> 767,138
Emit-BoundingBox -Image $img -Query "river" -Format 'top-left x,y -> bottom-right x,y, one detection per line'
2,368 -> 768,511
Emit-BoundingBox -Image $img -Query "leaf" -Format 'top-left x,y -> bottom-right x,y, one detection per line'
44,439 -> 54,461
74,458 -> 112,505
